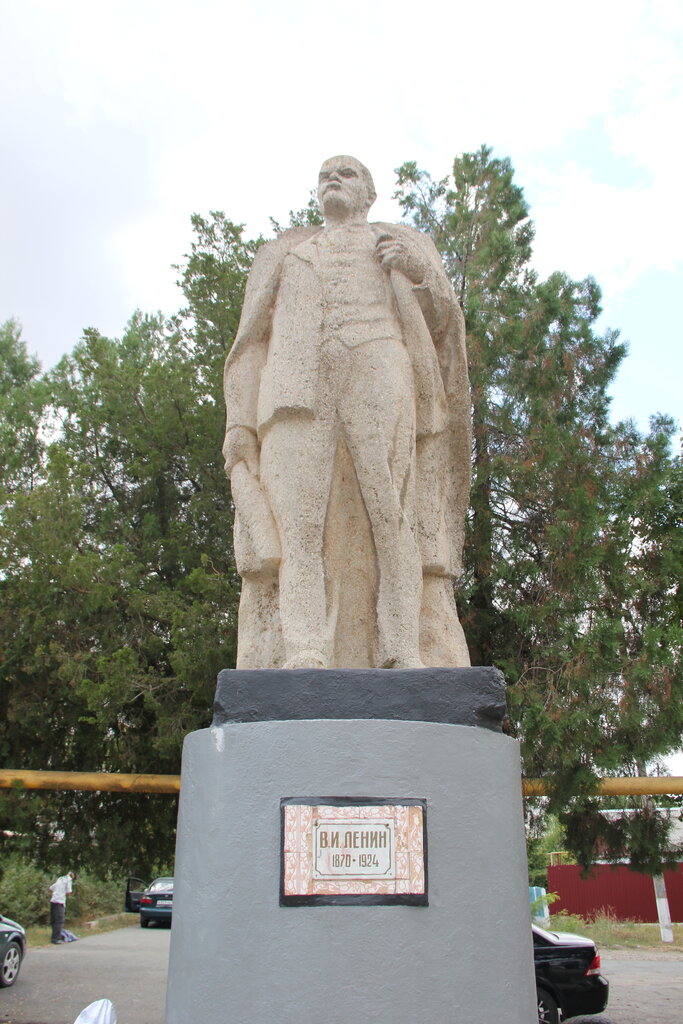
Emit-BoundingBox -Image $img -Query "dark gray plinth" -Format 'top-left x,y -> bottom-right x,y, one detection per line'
166,688 -> 536,1024
213,665 -> 506,731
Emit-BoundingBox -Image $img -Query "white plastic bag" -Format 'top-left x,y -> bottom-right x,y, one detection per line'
73,999 -> 117,1024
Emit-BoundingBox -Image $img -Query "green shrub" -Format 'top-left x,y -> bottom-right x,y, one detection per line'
547,910 -> 590,933
0,856 -> 124,926
68,872 -> 122,921
530,890 -> 561,919
0,856 -> 51,924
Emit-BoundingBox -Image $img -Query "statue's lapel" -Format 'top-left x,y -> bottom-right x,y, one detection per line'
290,233 -> 322,266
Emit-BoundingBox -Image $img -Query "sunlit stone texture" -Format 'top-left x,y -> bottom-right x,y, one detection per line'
223,156 -> 471,670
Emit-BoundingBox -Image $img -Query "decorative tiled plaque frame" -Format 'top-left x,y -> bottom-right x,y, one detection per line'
280,797 -> 428,906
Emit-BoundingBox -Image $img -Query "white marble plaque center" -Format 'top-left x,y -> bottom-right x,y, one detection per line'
313,818 -> 395,879
280,798 -> 427,903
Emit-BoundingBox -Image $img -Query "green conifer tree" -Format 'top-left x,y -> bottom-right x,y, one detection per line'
395,148 -> 683,869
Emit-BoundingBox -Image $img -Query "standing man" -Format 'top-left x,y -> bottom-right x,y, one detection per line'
224,156 -> 471,670
49,870 -> 75,944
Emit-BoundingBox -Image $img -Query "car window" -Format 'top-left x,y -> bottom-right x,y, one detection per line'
149,878 -> 174,892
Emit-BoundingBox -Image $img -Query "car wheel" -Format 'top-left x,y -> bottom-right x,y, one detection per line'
140,917 -> 150,928
0,941 -> 22,987
536,988 -> 559,1024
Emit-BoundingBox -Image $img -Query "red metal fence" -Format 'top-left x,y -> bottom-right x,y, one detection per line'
547,863 -> 683,922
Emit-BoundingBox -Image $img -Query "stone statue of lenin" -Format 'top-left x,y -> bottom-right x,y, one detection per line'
223,156 -> 471,671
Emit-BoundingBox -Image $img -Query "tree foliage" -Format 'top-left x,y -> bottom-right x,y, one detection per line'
0,216 -> 255,873
396,147 -> 683,871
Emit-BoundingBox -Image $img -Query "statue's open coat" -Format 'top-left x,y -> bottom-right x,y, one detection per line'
223,224 -> 471,668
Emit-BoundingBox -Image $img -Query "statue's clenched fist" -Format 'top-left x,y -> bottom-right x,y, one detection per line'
375,232 -> 426,285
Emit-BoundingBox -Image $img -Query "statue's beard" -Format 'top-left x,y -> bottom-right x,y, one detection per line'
322,193 -> 369,221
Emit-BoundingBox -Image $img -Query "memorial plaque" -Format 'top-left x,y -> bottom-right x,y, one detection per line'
280,797 -> 427,906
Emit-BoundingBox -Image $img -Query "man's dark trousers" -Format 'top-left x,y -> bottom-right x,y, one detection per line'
50,901 -> 65,943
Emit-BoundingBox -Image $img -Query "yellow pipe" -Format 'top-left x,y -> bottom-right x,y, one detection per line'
1,769 -> 683,797
0,769 -> 180,794
523,776 -> 683,797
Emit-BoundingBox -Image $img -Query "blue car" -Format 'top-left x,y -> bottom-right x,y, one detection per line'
135,877 -> 174,928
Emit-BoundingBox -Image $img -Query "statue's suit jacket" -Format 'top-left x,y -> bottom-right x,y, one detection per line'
223,223 -> 471,578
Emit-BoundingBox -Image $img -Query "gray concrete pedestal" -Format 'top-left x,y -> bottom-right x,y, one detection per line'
166,669 -> 537,1023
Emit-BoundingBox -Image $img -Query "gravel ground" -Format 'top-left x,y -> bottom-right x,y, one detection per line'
0,923 -> 169,1024
1,928 -> 681,1023
599,947 -> 683,960
566,947 -> 683,1024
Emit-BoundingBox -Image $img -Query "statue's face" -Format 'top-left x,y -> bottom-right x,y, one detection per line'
318,156 -> 374,218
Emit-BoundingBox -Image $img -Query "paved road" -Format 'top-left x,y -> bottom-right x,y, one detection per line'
1,927 -> 682,1023
591,953 -> 683,1024
0,923 -> 169,1024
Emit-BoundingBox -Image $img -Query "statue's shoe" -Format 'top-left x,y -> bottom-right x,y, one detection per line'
381,656 -> 424,670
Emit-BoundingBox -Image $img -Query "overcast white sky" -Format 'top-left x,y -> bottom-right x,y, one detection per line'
1,0 -> 681,437
1,0 -> 681,771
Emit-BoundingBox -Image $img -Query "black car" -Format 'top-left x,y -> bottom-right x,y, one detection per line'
0,913 -> 26,988
126,877 -> 174,928
533,923 -> 609,1023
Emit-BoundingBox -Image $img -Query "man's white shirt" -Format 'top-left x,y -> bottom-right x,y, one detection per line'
50,874 -> 73,904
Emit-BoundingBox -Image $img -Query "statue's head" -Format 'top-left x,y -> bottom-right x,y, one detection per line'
318,156 -> 376,221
